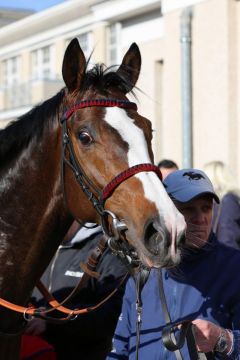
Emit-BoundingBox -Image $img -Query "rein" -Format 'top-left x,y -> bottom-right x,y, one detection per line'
0,236 -> 128,324
135,269 -> 214,360
0,274 -> 128,322
0,97 -> 162,330
135,267 -> 151,360
61,97 -> 162,264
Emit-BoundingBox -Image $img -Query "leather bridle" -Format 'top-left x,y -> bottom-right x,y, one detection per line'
0,97 -> 162,330
60,98 -> 162,265
61,98 -> 214,360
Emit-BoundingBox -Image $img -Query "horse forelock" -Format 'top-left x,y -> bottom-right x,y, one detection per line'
0,61 -> 137,188
0,89 -> 65,167
69,63 -> 136,100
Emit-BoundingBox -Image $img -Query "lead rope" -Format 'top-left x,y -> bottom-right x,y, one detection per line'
135,267 -> 150,360
158,269 -> 184,360
158,269 -> 214,360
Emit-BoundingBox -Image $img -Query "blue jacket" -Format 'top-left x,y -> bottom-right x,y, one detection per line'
213,192 -> 240,249
107,234 -> 240,359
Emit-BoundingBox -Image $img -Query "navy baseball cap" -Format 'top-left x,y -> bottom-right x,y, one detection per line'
163,168 -> 220,203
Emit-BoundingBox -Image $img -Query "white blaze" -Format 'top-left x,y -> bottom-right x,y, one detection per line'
104,107 -> 185,238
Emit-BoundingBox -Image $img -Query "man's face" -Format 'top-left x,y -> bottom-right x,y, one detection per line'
175,195 -> 213,248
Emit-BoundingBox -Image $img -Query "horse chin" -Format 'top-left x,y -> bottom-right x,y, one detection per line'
140,248 -> 182,269
124,218 -> 185,269
137,224 -> 184,269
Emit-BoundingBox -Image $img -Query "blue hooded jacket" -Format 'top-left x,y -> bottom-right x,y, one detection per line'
107,234 -> 240,359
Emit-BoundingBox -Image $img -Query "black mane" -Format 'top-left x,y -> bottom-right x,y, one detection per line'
0,89 -> 65,166
0,63 -> 135,166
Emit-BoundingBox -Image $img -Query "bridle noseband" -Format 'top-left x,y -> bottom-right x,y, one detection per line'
61,97 -> 162,266
0,97 -> 163,335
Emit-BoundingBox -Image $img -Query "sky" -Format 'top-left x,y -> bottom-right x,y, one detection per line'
0,0 -> 65,12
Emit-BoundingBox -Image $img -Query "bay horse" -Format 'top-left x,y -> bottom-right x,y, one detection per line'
0,38 -> 186,359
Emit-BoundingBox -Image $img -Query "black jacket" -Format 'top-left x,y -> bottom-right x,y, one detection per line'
32,227 -> 128,360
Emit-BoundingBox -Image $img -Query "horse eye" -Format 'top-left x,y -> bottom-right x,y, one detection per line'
78,131 -> 93,145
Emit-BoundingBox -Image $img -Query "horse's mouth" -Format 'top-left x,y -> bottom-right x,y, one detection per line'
138,224 -> 184,269
121,220 -> 185,269
140,249 -> 181,269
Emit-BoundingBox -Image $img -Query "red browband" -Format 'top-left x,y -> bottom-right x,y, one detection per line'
62,99 -> 138,122
61,99 -> 161,204
101,163 -> 162,203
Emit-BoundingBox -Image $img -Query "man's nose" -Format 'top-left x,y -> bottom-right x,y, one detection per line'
192,210 -> 206,224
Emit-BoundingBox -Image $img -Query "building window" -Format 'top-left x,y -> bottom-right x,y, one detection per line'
78,33 -> 90,57
1,56 -> 20,86
107,23 -> 121,66
42,46 -> 50,63
0,56 -> 30,109
66,32 -> 92,59
31,45 -> 53,80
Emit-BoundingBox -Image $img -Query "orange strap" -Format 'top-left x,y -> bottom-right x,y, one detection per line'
0,235 -> 128,318
0,273 -> 128,318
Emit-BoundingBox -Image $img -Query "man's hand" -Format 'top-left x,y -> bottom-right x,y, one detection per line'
192,319 -> 233,354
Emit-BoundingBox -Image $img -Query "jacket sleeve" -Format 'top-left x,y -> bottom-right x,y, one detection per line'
220,283 -> 240,359
216,193 -> 240,249
226,330 -> 240,359
106,278 -> 134,359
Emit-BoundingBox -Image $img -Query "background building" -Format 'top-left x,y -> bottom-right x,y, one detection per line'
0,0 -> 239,181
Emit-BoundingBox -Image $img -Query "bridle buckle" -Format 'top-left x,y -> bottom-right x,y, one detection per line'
101,209 -> 127,240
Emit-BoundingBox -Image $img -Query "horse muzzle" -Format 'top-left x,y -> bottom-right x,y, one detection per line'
140,218 -> 186,268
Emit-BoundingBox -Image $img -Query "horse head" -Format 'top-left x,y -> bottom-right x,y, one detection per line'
61,38 -> 186,268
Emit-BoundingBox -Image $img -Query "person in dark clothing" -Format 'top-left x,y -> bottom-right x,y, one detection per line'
25,223 -> 128,360
107,168 -> 240,359
204,160 -> 240,249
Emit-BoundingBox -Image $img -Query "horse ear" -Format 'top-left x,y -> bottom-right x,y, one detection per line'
116,43 -> 141,92
62,38 -> 86,92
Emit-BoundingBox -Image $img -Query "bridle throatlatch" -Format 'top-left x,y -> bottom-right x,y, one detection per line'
0,97 -> 163,329
61,97 -> 162,270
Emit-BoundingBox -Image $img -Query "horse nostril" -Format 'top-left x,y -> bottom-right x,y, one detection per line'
144,220 -> 168,256
177,231 -> 186,247
145,221 -> 156,241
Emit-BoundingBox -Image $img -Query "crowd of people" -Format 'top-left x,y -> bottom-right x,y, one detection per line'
20,159 -> 240,360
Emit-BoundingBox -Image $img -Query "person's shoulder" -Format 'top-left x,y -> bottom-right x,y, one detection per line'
222,191 -> 240,204
70,224 -> 103,245
220,192 -> 240,218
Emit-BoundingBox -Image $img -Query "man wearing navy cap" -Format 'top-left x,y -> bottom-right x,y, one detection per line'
107,168 -> 240,360
164,169 -> 220,250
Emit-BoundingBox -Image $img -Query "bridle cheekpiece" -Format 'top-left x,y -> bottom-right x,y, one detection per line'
61,98 -> 162,267
0,97 -> 163,329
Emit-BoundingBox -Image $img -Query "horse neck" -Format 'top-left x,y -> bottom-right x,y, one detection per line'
0,125 -> 72,303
